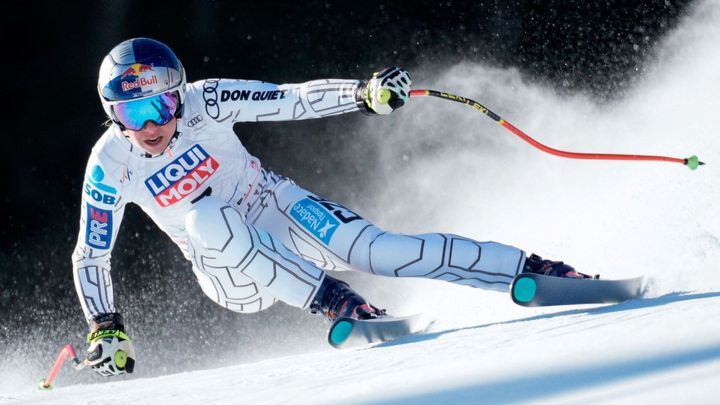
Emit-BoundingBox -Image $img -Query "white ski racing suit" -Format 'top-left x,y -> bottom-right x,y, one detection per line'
72,77 -> 527,321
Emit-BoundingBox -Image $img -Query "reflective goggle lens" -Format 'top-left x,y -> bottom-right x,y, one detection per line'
113,92 -> 178,130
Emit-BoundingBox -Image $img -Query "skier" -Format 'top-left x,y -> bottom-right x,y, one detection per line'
74,37 -> 590,377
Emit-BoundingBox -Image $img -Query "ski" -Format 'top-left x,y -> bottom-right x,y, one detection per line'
327,313 -> 424,349
510,273 -> 645,307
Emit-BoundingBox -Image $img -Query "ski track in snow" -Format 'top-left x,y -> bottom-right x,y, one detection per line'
3,0 -> 719,403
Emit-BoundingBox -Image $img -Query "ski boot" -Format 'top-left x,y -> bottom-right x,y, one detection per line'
310,274 -> 385,322
523,253 -> 599,279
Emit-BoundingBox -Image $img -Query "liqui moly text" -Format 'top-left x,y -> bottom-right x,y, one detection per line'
145,145 -> 220,207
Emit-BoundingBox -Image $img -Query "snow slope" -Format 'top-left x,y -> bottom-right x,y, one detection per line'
4,289 -> 720,404
3,1 -> 719,403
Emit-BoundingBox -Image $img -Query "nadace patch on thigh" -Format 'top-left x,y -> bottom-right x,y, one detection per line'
289,196 -> 362,245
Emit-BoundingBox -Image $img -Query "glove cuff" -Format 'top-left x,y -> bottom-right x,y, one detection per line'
87,329 -> 131,343
354,80 -> 377,116
89,312 -> 125,333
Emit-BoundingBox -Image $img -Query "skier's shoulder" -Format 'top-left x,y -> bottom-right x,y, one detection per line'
82,126 -> 131,194
182,78 -> 264,127
184,78 -> 275,104
87,126 -> 130,163
186,77 -> 265,92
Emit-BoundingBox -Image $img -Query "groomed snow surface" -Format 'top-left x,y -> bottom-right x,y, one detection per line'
6,285 -> 720,404
3,1 -> 719,403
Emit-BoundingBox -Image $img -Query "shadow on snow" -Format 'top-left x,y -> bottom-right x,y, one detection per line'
369,291 -> 720,404
369,341 -> 720,404
381,291 -> 720,347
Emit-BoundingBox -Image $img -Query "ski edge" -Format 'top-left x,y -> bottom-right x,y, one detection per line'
510,273 -> 646,307
327,313 -> 424,349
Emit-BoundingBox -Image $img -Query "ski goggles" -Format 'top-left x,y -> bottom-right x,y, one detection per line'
112,91 -> 179,131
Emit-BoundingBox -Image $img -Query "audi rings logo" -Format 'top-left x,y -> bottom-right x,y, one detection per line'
186,115 -> 204,127
203,79 -> 220,119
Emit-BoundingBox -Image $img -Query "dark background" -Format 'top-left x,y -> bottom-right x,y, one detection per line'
0,0 -> 693,380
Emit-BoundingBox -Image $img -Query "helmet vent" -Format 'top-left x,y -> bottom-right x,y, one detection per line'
115,41 -> 134,60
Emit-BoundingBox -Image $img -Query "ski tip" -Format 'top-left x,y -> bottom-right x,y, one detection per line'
328,319 -> 354,348
512,276 -> 538,305
510,272 -> 647,307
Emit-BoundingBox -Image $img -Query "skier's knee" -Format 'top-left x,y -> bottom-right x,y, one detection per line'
186,196 -> 322,310
368,232 -> 445,277
194,266 -> 277,313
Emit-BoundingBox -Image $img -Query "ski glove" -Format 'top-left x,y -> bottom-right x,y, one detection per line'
356,67 -> 411,115
86,312 -> 135,377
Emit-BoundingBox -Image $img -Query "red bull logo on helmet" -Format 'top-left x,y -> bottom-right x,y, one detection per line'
119,63 -> 158,92
144,145 -> 220,207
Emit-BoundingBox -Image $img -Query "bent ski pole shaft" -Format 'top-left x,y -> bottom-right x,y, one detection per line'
409,89 -> 704,170
39,344 -> 88,390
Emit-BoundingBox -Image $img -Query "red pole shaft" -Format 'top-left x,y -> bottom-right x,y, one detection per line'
498,119 -> 685,163
409,89 -> 695,167
41,345 -> 72,388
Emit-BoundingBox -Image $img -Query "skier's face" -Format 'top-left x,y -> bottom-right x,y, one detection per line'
124,118 -> 177,155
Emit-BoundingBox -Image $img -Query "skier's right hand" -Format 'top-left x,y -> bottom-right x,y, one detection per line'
86,312 -> 135,377
356,67 -> 411,115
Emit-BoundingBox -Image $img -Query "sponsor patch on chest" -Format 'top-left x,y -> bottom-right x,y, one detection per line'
144,145 -> 220,207
84,165 -> 118,206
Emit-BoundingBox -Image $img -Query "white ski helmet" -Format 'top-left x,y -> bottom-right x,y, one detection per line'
97,37 -> 186,129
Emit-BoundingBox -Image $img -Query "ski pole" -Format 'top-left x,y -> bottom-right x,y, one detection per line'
408,89 -> 705,170
38,344 -> 88,390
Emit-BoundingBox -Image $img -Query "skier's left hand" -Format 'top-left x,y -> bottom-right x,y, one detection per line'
356,67 -> 411,115
86,312 -> 136,377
